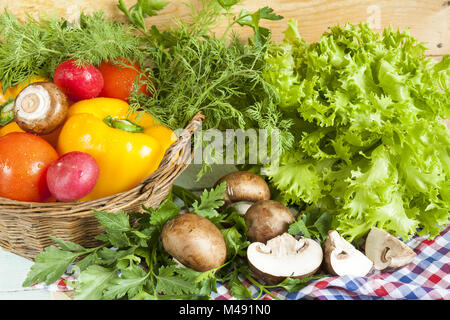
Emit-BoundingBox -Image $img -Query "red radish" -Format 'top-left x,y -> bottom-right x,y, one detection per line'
53,59 -> 104,101
46,151 -> 100,202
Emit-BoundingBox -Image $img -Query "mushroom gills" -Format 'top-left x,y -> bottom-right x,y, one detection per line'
324,230 -> 373,277
364,227 -> 416,270
247,233 -> 323,282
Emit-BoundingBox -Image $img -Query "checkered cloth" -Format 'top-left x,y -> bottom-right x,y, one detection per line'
212,225 -> 450,300
38,225 -> 449,300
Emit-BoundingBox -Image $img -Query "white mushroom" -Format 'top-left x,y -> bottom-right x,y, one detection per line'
323,230 -> 373,277
364,227 -> 417,270
247,232 -> 323,285
14,82 -> 68,135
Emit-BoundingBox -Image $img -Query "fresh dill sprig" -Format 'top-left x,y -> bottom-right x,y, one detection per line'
123,0 -> 291,179
0,10 -> 142,91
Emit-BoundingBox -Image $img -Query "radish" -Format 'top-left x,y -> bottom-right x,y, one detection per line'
53,59 -> 104,101
47,151 -> 100,202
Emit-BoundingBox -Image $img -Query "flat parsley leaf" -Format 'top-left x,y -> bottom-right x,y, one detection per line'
192,182 -> 226,219
75,265 -> 117,300
22,246 -> 81,287
155,266 -> 198,296
148,198 -> 181,227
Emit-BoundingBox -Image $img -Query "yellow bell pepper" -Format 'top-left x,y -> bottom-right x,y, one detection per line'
57,97 -> 176,201
0,75 -> 48,103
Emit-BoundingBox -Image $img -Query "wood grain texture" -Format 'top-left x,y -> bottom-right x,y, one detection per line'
0,0 -> 448,56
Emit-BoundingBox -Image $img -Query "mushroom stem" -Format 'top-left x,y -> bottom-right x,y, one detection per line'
229,200 -> 254,215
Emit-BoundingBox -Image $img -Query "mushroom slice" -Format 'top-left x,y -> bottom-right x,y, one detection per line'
14,82 -> 69,135
247,233 -> 323,285
365,227 -> 417,270
214,171 -> 270,209
323,230 -> 373,277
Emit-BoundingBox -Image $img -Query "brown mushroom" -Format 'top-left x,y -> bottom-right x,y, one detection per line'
323,230 -> 373,277
247,233 -> 323,285
214,171 -> 270,215
161,213 -> 227,272
364,227 -> 416,270
244,200 -> 294,243
14,81 -> 69,135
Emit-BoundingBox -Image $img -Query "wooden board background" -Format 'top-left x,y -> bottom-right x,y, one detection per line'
0,0 -> 448,58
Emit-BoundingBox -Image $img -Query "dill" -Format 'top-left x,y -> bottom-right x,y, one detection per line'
0,10 -> 142,91
129,1 -> 292,146
0,0 -> 293,160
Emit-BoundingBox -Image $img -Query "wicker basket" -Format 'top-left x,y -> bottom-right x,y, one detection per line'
0,112 -> 205,260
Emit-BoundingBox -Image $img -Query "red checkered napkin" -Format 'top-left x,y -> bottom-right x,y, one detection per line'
212,225 -> 450,300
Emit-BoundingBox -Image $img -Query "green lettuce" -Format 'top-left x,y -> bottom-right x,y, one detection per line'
263,20 -> 450,242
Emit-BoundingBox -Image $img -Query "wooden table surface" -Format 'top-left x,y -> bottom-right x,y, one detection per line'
0,0 -> 448,299
0,0 -> 448,58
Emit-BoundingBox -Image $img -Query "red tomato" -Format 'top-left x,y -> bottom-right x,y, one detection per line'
98,57 -> 150,101
0,132 -> 59,202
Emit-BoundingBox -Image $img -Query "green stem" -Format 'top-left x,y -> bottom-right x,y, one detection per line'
103,116 -> 144,133
245,275 -> 280,300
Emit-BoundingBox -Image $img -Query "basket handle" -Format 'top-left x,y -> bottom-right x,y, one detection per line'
138,111 -> 205,209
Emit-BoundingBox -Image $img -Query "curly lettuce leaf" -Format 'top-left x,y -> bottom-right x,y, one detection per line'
264,22 -> 450,242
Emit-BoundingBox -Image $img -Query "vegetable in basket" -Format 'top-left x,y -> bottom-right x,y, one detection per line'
0,132 -> 58,202
98,57 -> 151,102
57,97 -> 176,201
46,151 -> 100,202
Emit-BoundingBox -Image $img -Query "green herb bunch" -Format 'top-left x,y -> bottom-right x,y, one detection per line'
120,0 -> 294,152
23,183 -> 323,300
0,11 -> 142,91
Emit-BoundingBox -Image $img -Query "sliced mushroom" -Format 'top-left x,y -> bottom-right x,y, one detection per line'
214,171 -> 270,214
14,81 -> 69,135
323,230 -> 373,277
247,233 -> 323,285
364,227 -> 417,270
244,200 -> 294,243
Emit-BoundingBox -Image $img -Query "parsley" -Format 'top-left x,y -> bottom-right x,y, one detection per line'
23,183 -> 324,299
117,0 -> 169,35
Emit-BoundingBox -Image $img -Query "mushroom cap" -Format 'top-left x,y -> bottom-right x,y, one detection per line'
247,233 -> 323,285
364,227 -> 416,270
14,82 -> 69,135
214,171 -> 270,207
244,200 -> 294,243
323,230 -> 373,277
161,213 -> 227,272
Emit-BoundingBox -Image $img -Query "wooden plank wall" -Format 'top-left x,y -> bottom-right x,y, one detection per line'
0,0 -> 448,58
